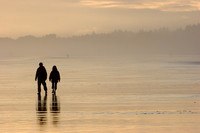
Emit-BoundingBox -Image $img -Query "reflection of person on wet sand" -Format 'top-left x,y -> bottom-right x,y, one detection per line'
50,94 -> 60,125
36,94 -> 47,126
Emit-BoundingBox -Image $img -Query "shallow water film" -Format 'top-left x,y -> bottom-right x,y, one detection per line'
0,55 -> 200,133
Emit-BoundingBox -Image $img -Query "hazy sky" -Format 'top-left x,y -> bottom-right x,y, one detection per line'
0,0 -> 199,38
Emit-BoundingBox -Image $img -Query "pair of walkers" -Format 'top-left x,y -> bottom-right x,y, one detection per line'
35,62 -> 60,94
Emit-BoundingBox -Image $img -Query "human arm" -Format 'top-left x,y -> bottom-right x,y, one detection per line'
58,71 -> 60,82
35,69 -> 38,81
44,68 -> 47,81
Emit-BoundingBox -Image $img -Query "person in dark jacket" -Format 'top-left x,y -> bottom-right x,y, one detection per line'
49,65 -> 60,94
35,62 -> 48,94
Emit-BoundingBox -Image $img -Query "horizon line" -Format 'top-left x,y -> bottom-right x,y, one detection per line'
0,23 -> 199,40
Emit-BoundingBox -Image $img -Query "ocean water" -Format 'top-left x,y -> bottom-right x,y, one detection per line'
0,55 -> 200,133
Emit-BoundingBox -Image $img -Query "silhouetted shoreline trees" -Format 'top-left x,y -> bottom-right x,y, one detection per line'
0,24 -> 200,57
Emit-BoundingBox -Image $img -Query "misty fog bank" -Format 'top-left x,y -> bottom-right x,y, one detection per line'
0,24 -> 200,57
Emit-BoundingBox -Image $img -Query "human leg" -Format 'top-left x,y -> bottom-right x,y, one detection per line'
55,82 -> 57,91
41,81 -> 47,94
52,82 -> 56,94
52,82 -> 55,89
37,81 -> 42,94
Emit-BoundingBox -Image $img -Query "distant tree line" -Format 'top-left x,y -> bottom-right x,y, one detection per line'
0,24 -> 200,57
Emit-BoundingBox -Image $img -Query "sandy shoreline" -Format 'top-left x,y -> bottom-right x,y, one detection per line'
0,56 -> 200,133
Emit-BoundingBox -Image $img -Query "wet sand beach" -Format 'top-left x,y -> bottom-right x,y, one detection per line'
0,55 -> 200,133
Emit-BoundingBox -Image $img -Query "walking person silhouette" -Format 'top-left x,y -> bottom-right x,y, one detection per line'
49,66 -> 60,94
35,62 -> 48,94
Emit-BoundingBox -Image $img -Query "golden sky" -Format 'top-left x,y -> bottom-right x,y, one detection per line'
81,0 -> 200,11
0,0 -> 199,38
